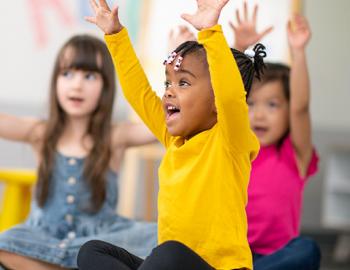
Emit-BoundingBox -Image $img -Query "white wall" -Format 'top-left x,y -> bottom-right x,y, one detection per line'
305,0 -> 350,131
0,0 -> 131,110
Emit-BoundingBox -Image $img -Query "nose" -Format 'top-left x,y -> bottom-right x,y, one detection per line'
72,73 -> 84,90
164,87 -> 175,98
252,106 -> 265,121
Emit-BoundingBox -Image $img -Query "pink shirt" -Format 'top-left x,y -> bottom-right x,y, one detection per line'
247,135 -> 319,255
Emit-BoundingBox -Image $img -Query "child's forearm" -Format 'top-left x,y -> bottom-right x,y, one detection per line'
290,49 -> 310,114
199,25 -> 258,154
0,113 -> 39,143
289,47 -> 313,168
199,26 -> 245,103
105,30 -> 168,145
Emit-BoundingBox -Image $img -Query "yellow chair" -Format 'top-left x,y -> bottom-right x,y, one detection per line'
0,169 -> 36,232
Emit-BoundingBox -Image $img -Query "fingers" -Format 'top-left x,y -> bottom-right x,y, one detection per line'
89,0 -> 99,13
289,14 -> 309,33
179,25 -> 188,34
296,14 -> 309,30
228,21 -> 235,30
180,25 -> 195,39
180,13 -> 193,25
259,26 -> 274,39
99,0 -> 111,11
243,1 -> 248,21
286,19 -> 293,37
236,9 -> 242,25
111,5 -> 119,17
84,16 -> 97,24
252,4 -> 258,25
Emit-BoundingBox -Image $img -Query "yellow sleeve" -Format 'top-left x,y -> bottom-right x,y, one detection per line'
198,25 -> 259,159
105,28 -> 170,146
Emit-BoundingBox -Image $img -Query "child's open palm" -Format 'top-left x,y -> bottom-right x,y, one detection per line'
287,14 -> 311,51
230,1 -> 273,51
181,0 -> 230,30
85,0 -> 122,35
168,25 -> 196,52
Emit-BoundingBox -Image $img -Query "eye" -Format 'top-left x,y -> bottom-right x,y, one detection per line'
164,81 -> 171,89
85,71 -> 98,80
247,99 -> 254,107
179,80 -> 190,88
61,69 -> 73,78
268,101 -> 278,108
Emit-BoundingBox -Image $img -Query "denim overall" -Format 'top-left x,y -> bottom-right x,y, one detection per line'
0,152 -> 157,269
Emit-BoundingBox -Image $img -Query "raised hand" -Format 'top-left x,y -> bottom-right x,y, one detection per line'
168,25 -> 196,52
287,14 -> 311,52
85,0 -> 122,35
230,1 -> 273,51
181,0 -> 230,31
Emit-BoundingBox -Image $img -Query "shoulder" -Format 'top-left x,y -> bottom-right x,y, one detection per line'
24,118 -> 46,143
280,135 -> 319,179
29,120 -> 47,152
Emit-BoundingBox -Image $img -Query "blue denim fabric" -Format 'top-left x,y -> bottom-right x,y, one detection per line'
253,236 -> 321,270
0,153 -> 157,269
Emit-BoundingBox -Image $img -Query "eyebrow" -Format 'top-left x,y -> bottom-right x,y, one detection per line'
165,68 -> 197,78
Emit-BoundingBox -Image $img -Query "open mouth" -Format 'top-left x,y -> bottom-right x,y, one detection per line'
69,97 -> 84,103
166,105 -> 180,116
253,126 -> 268,135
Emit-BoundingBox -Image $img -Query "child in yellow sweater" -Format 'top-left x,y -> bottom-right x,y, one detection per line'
78,0 -> 265,269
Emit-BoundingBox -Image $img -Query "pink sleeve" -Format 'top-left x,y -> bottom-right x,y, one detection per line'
280,135 -> 319,180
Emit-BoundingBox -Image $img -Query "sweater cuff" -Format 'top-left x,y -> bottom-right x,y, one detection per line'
104,27 -> 128,44
197,24 -> 223,43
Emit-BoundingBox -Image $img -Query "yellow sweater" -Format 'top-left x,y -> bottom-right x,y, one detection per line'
105,25 -> 259,270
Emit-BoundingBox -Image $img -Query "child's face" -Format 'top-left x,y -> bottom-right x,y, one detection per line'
162,53 -> 217,139
247,80 -> 289,146
56,49 -> 103,119
56,69 -> 103,119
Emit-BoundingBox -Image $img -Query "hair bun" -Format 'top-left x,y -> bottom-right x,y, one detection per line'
252,43 -> 266,80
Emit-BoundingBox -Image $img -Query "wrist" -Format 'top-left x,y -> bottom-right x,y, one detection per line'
106,25 -> 124,35
290,47 -> 306,58
234,43 -> 247,52
198,10 -> 220,30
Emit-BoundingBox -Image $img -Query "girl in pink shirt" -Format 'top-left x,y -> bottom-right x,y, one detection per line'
231,3 -> 320,270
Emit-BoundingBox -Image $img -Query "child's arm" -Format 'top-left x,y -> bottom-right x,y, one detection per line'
0,113 -> 42,144
182,0 -> 259,156
86,0 -> 169,145
229,1 -> 273,52
112,122 -> 157,149
287,14 -> 313,177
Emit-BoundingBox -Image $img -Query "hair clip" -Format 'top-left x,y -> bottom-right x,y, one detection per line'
244,49 -> 255,58
163,51 -> 177,65
174,56 -> 183,71
253,43 -> 267,58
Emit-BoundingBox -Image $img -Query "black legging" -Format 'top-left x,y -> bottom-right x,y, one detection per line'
77,240 -> 215,270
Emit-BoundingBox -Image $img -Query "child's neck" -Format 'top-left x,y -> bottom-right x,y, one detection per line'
65,116 -> 90,136
57,116 -> 92,158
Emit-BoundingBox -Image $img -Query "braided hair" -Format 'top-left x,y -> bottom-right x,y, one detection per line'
231,43 -> 266,96
166,41 -> 266,97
